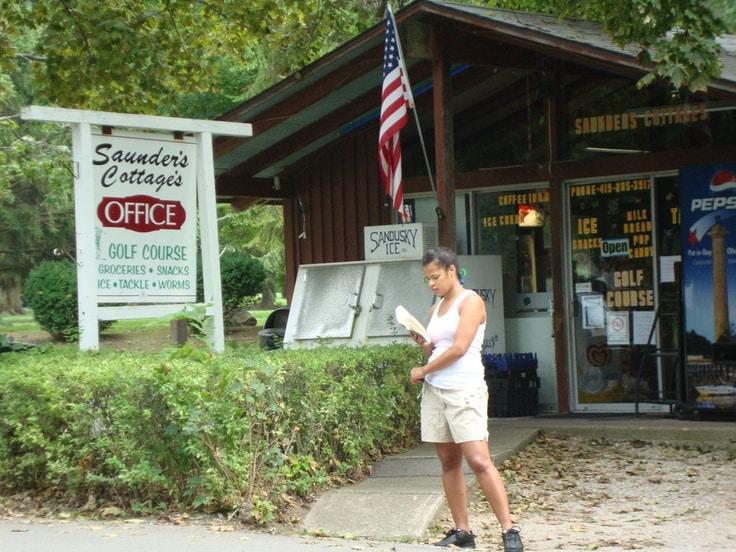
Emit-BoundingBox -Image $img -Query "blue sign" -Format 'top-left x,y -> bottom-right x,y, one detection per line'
680,163 -> 736,354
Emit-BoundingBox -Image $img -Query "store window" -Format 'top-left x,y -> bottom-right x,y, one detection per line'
475,186 -> 551,315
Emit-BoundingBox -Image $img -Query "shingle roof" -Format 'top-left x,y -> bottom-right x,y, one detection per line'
431,0 -> 736,87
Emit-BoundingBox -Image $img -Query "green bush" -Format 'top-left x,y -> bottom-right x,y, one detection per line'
0,344 -> 422,522
23,260 -> 77,339
22,260 -> 112,341
197,252 -> 266,316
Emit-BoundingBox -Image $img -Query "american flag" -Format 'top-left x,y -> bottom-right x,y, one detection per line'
378,9 -> 410,218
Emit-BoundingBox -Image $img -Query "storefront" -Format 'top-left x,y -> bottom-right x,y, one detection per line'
213,0 -> 736,413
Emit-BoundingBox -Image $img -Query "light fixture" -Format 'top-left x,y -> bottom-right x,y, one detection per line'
518,204 -> 545,227
584,147 -> 650,154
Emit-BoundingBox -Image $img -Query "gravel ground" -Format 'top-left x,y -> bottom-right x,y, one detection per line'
428,433 -> 736,551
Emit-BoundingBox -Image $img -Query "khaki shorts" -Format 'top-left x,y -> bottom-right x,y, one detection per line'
420,382 -> 489,443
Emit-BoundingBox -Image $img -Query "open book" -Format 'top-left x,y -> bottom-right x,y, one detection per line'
395,305 -> 430,344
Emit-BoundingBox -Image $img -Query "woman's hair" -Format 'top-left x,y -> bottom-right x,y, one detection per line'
422,246 -> 459,272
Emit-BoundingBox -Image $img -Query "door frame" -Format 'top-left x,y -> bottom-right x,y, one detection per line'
562,171 -> 678,413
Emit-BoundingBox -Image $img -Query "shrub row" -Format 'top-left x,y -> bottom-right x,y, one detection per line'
0,344 -> 422,522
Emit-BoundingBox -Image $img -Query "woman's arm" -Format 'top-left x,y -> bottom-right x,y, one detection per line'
410,294 -> 485,383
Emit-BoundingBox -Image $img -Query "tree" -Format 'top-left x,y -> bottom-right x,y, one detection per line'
0,0 -> 734,111
0,0 -> 383,115
0,33 -> 75,313
218,204 -> 285,308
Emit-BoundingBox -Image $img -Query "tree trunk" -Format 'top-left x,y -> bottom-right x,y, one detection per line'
259,283 -> 275,309
0,274 -> 24,314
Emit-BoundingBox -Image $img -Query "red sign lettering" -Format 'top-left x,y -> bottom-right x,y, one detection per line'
97,195 -> 186,233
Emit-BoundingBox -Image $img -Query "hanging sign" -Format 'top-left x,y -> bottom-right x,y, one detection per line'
93,130 -> 197,302
364,223 -> 425,260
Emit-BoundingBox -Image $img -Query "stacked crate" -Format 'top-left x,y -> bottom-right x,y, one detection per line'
482,353 -> 540,417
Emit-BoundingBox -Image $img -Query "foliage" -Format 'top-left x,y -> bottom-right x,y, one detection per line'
0,0 -> 733,114
0,344 -> 423,522
22,260 -> 78,340
22,260 -> 113,341
197,251 -> 267,317
0,0 -> 386,114
218,204 -> 285,306
488,0 -> 735,91
0,31 -> 75,311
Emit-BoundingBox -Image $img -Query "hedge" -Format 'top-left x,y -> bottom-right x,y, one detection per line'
23,260 -> 114,341
0,344 -> 422,522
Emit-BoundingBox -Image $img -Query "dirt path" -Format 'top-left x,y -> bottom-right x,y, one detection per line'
429,433 -> 736,551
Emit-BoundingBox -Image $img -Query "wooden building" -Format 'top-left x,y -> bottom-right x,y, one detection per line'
213,0 -> 736,414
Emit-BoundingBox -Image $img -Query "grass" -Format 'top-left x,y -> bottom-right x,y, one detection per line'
1,306 -> 285,345
0,313 -> 39,333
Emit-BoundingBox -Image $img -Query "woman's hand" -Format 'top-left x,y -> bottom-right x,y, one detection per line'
409,331 -> 433,356
410,366 -> 425,384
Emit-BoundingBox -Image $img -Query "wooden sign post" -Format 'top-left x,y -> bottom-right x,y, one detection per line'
20,106 -> 252,352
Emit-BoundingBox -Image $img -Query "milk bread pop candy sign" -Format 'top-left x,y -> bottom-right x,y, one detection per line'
93,130 -> 197,303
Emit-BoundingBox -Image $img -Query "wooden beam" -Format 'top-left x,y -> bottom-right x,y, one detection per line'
545,62 -> 570,413
449,37 -> 541,69
216,175 -> 293,199
405,22 -> 433,60
432,28 -> 456,248
552,146 -> 736,181
405,144 -> 736,193
548,178 -> 570,413
22,105 -> 252,137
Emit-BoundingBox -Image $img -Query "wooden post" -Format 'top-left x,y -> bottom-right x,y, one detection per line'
170,318 -> 189,346
545,64 -> 570,414
21,106 -> 250,353
431,30 -> 456,248
71,122 -> 100,351
197,132 -> 226,352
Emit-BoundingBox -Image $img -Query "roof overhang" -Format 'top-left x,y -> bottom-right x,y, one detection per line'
214,0 -> 736,199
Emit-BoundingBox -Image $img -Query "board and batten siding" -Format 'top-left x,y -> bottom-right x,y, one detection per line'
285,129 -> 390,301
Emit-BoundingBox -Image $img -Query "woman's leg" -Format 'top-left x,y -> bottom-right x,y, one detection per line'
435,442 -> 469,530
460,440 -> 514,531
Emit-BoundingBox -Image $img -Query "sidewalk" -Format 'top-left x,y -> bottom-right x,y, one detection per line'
0,518 -> 437,552
303,414 -> 736,541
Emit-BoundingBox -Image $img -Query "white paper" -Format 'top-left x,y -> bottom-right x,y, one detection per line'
395,305 -> 430,343
606,311 -> 629,345
633,310 -> 657,345
659,255 -> 681,283
581,294 -> 605,329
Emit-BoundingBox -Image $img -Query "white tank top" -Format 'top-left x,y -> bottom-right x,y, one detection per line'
425,289 -> 486,390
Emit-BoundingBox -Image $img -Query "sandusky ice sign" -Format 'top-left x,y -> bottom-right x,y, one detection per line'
20,106 -> 252,351
93,131 -> 197,302
364,222 -> 424,260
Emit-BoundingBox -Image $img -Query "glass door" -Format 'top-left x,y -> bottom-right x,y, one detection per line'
565,176 -> 664,411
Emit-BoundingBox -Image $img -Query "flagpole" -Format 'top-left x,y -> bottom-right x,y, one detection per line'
387,4 -> 437,196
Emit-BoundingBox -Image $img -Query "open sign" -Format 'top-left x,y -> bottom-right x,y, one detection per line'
97,194 -> 186,233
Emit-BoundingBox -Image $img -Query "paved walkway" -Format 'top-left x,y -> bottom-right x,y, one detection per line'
0,519 -> 436,552
303,414 -> 736,541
